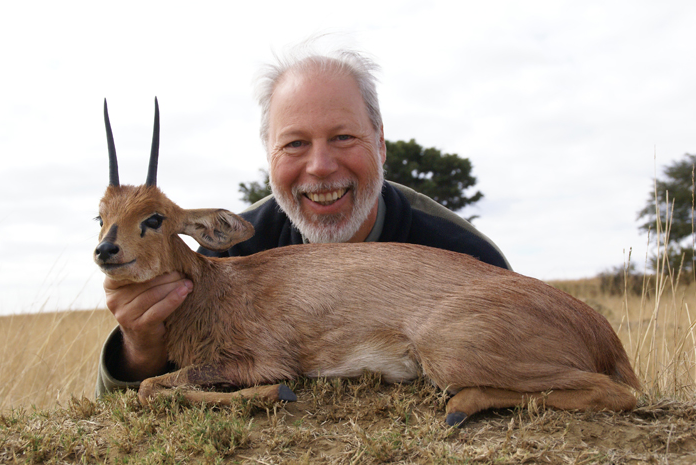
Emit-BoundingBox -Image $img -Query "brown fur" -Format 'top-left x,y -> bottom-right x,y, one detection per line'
96,184 -> 640,424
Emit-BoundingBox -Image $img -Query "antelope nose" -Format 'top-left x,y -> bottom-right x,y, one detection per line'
95,241 -> 120,261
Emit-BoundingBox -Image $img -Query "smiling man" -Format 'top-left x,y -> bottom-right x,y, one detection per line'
95,46 -> 510,396
267,66 -> 385,244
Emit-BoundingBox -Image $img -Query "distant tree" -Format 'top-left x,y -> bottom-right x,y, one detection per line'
637,153 -> 696,275
597,262 -> 648,296
239,139 -> 484,221
239,169 -> 271,205
384,139 -> 482,220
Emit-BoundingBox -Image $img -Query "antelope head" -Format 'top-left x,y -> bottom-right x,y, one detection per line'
94,99 -> 254,282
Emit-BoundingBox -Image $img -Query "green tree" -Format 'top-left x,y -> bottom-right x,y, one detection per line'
637,153 -> 696,275
239,139 -> 484,221
384,139 -> 482,218
239,169 -> 271,205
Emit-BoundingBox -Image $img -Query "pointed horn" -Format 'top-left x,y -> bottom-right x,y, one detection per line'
146,97 -> 160,187
103,99 -> 120,186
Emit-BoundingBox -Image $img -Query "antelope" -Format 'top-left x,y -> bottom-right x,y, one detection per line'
94,99 -> 640,426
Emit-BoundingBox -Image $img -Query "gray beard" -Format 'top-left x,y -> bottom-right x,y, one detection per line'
270,170 -> 384,243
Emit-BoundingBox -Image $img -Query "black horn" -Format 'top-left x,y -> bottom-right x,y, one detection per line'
103,99 -> 120,187
146,97 -> 160,187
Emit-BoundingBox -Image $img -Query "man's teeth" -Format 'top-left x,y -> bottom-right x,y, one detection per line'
308,188 -> 347,205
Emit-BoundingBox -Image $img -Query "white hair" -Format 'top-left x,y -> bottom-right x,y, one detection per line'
254,40 -> 383,152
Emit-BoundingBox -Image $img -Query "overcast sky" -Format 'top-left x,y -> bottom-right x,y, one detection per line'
1,0 -> 694,315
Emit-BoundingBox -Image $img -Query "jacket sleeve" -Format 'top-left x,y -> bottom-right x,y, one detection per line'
94,326 -> 143,397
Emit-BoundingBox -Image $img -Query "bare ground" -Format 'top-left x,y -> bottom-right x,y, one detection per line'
2,374 -> 695,464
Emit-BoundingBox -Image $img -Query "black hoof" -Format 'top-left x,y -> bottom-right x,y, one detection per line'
446,412 -> 468,427
278,384 -> 297,402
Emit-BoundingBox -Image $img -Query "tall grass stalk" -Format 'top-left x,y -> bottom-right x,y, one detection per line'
627,164 -> 696,401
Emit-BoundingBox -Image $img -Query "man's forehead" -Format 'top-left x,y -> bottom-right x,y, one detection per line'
278,74 -> 362,110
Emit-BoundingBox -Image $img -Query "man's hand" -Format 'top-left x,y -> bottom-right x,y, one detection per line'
104,272 -> 193,381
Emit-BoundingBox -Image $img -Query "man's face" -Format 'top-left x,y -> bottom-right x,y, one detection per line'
267,70 -> 386,243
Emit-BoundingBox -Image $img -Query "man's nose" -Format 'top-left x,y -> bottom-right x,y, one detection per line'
305,142 -> 338,178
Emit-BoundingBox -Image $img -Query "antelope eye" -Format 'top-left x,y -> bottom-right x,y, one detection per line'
142,213 -> 165,230
94,216 -> 103,227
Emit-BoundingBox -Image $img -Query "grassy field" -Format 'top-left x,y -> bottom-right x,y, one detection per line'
0,309 -> 116,410
1,274 -> 696,463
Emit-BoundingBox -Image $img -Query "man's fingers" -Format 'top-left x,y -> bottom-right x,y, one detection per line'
135,281 -> 193,327
127,278 -> 191,315
119,280 -> 191,362
104,272 -> 192,328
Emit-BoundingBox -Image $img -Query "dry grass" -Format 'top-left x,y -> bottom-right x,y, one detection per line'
1,374 -> 695,464
0,309 -> 115,410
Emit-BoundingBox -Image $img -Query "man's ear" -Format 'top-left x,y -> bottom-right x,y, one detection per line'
378,125 -> 387,165
180,209 -> 255,251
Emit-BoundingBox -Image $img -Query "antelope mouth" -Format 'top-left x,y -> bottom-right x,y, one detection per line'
99,260 -> 136,271
303,188 -> 349,206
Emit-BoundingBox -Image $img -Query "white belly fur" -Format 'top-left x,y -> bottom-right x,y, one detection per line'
306,342 -> 420,383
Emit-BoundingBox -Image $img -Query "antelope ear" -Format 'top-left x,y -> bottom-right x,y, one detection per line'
180,209 -> 255,251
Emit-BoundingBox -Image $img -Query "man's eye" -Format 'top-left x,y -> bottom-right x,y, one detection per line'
286,140 -> 304,149
335,135 -> 353,141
